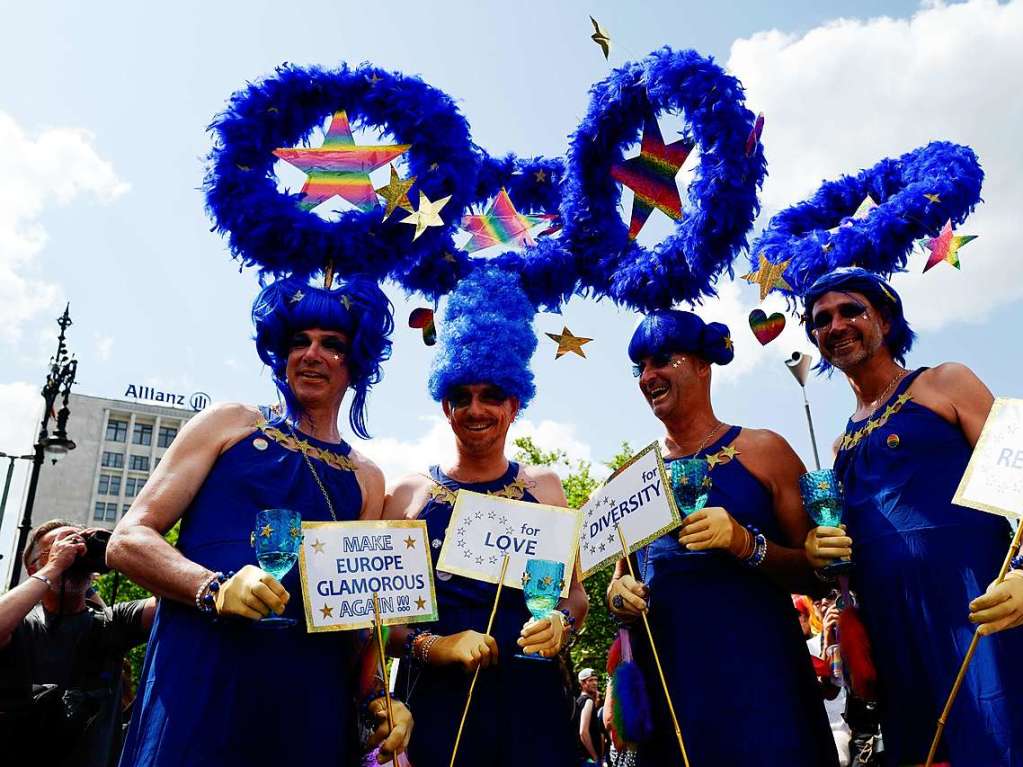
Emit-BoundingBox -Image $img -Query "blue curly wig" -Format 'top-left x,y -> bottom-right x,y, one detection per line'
802,267 -> 914,373
751,141 -> 983,298
428,266 -> 537,408
252,276 -> 394,439
628,310 -> 734,367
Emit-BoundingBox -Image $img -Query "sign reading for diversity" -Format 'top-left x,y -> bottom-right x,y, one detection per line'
578,442 -> 681,579
954,397 -> 1023,519
437,490 -> 581,596
298,520 -> 438,633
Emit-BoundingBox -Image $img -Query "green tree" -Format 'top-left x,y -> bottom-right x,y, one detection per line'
513,437 -> 634,682
94,523 -> 179,684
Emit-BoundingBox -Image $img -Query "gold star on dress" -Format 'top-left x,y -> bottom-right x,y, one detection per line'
706,453 -> 723,469
260,524 -> 273,538
720,445 -> 740,460
546,326 -> 593,359
401,191 -> 451,240
415,596 -> 427,610
320,604 -> 334,619
742,255 -> 792,301
701,476 -> 713,489
404,536 -> 417,549
375,164 -> 417,221
311,539 -> 326,554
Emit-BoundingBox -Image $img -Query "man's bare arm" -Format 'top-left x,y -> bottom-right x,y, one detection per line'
106,403 -> 260,605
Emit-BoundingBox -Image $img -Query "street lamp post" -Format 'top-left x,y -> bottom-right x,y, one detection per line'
6,305 -> 78,589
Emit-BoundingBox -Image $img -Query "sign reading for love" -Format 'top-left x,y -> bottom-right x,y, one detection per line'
437,491 -> 581,595
954,397 -> 1023,519
578,442 -> 682,579
298,520 -> 438,633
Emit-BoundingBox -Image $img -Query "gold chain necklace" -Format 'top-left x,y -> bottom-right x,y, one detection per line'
293,426 -> 338,521
865,370 -> 907,419
673,421 -> 725,459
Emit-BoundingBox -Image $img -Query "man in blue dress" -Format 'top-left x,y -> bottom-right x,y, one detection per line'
803,267 -> 1023,766
607,309 -> 837,766
382,267 -> 588,767
108,277 -> 413,766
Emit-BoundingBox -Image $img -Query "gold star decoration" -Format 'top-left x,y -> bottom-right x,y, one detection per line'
720,445 -> 740,460
589,16 -> 611,60
546,326 -> 593,359
723,335 -> 734,351
521,571 -> 532,586
415,596 -> 427,610
541,575 -> 554,588
340,295 -> 352,311
428,162 -> 440,172
400,191 -> 451,241
742,255 -> 792,301
404,536 -> 417,549
678,474 -> 689,486
260,524 -> 273,538
701,476 -> 713,489
923,193 -> 942,204
817,480 -> 831,491
534,169 -> 547,183
289,526 -> 302,539
442,251 -> 457,263
289,290 -> 305,304
366,72 -> 382,86
320,603 -> 334,619
705,453 -> 723,469
311,539 -> 326,554
375,164 -> 417,221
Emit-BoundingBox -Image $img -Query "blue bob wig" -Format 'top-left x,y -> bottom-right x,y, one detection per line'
252,275 -> 394,439
628,310 -> 734,367
428,266 -> 537,409
802,267 -> 914,373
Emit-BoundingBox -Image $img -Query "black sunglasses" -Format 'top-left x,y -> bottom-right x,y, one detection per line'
447,386 -> 510,408
632,351 -> 679,378
808,301 -> 868,332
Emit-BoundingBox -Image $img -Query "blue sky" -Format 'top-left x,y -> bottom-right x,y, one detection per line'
2,0 -> 1020,578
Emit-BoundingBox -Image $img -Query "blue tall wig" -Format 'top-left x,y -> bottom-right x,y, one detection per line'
252,276 -> 394,439
802,267 -> 915,372
628,310 -> 734,366
428,266 -> 537,408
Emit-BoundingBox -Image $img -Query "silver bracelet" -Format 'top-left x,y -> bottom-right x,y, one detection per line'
29,573 -> 53,589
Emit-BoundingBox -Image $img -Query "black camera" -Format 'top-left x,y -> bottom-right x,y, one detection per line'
66,529 -> 112,576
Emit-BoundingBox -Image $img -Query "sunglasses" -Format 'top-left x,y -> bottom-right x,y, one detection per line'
807,301 -> 868,333
632,352 -> 682,378
446,386 -> 510,408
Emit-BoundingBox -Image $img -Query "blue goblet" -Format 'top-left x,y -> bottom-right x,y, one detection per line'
670,459 -> 712,517
799,469 -> 853,577
252,508 -> 302,627
515,558 -> 565,662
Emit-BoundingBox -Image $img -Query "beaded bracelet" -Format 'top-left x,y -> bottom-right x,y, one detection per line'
559,608 -> 579,647
403,627 -> 427,659
741,526 -> 767,568
413,632 -> 441,664
1011,554 -> 1023,571
195,571 -> 230,614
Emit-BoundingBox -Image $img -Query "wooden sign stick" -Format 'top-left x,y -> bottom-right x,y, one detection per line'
372,592 -> 399,767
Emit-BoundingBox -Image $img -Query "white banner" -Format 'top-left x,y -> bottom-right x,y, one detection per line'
578,442 -> 682,579
954,397 -> 1023,519
298,520 -> 438,632
436,491 -> 581,595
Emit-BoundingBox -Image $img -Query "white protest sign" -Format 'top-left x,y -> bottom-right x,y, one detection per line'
954,397 -> 1023,519
436,490 -> 581,595
298,520 -> 438,632
578,442 -> 681,579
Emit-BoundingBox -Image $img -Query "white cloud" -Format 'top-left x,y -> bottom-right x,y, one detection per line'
726,0 -> 1023,332
95,334 -> 114,361
355,415 -> 597,485
0,112 -> 129,342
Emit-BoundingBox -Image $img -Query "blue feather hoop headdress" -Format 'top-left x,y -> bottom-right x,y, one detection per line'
751,141 -> 983,298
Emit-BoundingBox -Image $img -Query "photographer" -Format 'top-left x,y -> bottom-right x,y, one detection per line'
0,520 -> 155,766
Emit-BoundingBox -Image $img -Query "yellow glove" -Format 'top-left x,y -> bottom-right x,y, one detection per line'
517,612 -> 567,657
607,574 -> 647,622
213,564 -> 289,619
429,630 -> 499,671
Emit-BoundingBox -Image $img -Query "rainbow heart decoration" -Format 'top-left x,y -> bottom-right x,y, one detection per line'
408,308 -> 437,346
748,309 -> 785,345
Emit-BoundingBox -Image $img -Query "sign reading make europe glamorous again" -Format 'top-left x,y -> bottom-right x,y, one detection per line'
436,490 -> 581,596
954,397 -> 1023,519
298,520 -> 438,633
578,442 -> 682,579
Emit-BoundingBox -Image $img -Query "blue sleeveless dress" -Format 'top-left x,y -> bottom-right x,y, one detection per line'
637,426 -> 838,766
119,420 -> 364,767
396,463 -> 577,767
834,369 -> 1023,766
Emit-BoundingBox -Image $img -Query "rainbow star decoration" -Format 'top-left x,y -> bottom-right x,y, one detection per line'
610,110 -> 694,240
923,219 -> 977,272
460,189 -> 547,253
273,110 -> 410,212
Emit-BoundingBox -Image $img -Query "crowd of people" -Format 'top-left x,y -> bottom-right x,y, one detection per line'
0,263 -> 1021,767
